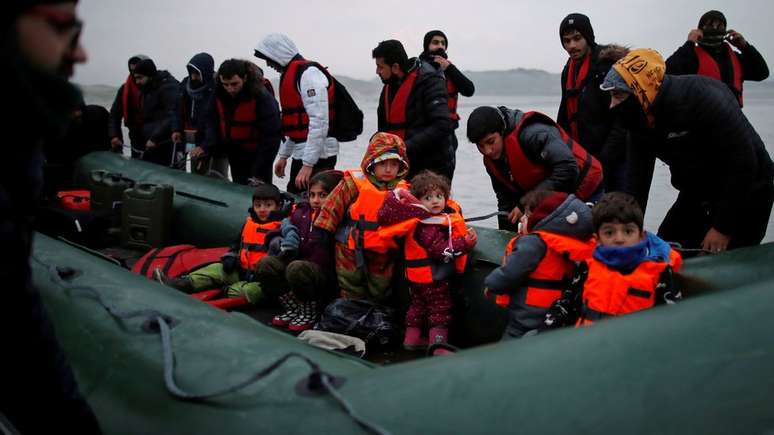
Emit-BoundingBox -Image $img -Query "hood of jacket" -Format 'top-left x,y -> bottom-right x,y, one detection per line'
530,194 -> 594,239
187,52 -> 215,84
254,33 -> 299,67
360,132 -> 409,189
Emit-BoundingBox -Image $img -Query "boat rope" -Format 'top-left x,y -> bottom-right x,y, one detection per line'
464,210 -> 509,222
32,255 -> 392,435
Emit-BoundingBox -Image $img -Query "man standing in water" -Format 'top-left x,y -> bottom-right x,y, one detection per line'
108,54 -> 148,156
557,13 -> 629,191
419,30 -> 475,177
254,33 -> 340,194
666,10 -> 768,107
604,49 -> 774,253
373,39 -> 454,180
1,0 -> 101,432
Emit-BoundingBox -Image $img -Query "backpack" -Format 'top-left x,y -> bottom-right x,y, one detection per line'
296,62 -> 363,142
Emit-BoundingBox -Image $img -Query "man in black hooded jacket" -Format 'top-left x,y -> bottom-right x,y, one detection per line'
1,0 -> 101,433
373,39 -> 454,180
171,52 -> 228,176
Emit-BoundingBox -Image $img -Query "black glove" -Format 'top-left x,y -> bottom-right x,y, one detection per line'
544,298 -> 574,328
221,252 -> 238,274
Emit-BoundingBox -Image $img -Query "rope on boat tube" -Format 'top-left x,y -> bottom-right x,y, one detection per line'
32,254 -> 392,435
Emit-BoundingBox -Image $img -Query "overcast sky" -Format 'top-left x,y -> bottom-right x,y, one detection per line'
73,0 -> 774,85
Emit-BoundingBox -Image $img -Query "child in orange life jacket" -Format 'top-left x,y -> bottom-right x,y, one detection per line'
484,190 -> 595,339
155,183 -> 286,303
377,170 -> 477,349
313,132 -> 410,303
255,170 -> 343,332
545,192 -> 682,328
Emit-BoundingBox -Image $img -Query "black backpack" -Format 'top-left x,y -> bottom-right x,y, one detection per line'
296,62 -> 363,142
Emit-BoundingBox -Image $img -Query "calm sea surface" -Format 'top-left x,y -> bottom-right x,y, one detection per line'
86,88 -> 774,243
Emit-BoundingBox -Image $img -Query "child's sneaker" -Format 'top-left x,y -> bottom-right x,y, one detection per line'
272,292 -> 300,327
403,326 -> 428,350
288,300 -> 318,332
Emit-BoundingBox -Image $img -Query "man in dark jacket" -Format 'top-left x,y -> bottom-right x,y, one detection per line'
556,13 -> 629,191
108,54 -> 148,155
1,0 -> 101,433
419,30 -> 475,176
467,106 -> 603,232
373,39 -> 454,180
171,52 -> 228,176
666,10 -> 769,107
605,48 -> 774,253
203,59 -> 281,185
119,58 -> 180,166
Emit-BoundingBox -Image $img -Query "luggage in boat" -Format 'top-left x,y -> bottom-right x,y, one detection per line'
35,206 -> 116,248
87,170 -> 135,212
121,183 -> 174,250
316,298 -> 400,346
132,244 -> 229,279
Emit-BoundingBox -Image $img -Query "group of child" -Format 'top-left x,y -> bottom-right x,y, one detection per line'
157,131 -> 683,349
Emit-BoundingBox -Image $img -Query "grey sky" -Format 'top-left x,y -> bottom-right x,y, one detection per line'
74,0 -> 773,85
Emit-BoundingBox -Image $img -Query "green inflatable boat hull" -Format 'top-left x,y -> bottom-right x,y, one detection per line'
27,152 -> 774,434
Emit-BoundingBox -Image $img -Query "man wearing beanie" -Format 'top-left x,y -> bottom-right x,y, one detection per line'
466,105 -> 603,232
666,10 -> 769,107
2,1 -> 101,433
557,13 -> 629,191
483,190 -> 595,339
108,54 -> 148,154
372,39 -> 454,180
602,48 -> 774,254
418,30 -> 475,175
109,57 -> 180,166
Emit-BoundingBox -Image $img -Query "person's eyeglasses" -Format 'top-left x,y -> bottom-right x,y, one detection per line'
26,6 -> 83,36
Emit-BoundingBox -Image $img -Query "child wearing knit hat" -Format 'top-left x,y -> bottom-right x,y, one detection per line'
484,190 -> 596,339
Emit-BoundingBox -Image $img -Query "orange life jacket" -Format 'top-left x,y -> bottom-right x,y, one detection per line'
446,78 -> 459,122
238,217 -> 282,271
695,43 -> 744,106
216,98 -> 260,151
279,59 -> 335,142
404,199 -> 468,284
334,170 -> 409,254
576,249 -> 682,325
122,75 -> 143,130
483,111 -> 603,201
383,69 -> 419,139
563,54 -> 591,141
498,231 -> 595,309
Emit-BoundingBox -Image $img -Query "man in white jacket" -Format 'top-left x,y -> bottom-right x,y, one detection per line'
254,33 -> 339,194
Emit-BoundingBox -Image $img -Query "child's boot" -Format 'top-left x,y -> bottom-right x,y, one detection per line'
428,327 -> 449,346
403,326 -> 428,350
154,268 -> 194,293
272,292 -> 300,327
288,300 -> 318,332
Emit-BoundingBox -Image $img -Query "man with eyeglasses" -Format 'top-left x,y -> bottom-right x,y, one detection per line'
2,1 -> 101,433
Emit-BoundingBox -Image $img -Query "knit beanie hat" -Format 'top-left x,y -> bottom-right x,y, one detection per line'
698,10 -> 726,29
527,192 -> 569,232
467,106 -> 506,144
133,58 -> 157,77
423,30 -> 448,52
559,13 -> 596,47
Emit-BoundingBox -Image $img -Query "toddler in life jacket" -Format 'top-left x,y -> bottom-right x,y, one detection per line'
313,132 -> 410,303
255,170 -> 344,332
545,192 -> 682,327
155,183 -> 286,303
484,190 -> 595,339
378,170 -> 477,350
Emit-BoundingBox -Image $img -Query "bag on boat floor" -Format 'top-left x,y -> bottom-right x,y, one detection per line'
132,244 -> 229,279
315,298 -> 399,346
35,206 -> 117,248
